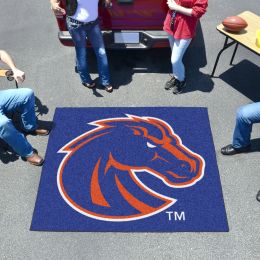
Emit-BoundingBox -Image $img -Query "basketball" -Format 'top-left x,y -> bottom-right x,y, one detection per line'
222,16 -> 248,32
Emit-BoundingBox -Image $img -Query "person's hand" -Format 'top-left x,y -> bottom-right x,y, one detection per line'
167,0 -> 179,11
12,68 -> 25,84
51,1 -> 66,16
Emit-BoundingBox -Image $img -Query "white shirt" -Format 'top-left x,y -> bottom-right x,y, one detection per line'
71,0 -> 99,23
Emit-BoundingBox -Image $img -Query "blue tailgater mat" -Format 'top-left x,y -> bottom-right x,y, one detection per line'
31,107 -> 229,232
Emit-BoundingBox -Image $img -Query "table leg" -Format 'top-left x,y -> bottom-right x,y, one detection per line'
211,37 -> 236,77
230,42 -> 239,65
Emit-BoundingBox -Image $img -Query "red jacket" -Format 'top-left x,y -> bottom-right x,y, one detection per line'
163,0 -> 208,39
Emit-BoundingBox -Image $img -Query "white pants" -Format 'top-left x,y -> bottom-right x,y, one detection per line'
168,35 -> 192,82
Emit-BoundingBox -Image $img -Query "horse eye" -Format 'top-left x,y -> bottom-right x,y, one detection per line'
147,142 -> 157,148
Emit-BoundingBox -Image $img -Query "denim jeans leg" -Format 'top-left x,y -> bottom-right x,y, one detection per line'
17,89 -> 38,132
0,115 -> 33,157
168,34 -> 174,49
88,23 -> 110,86
169,36 -> 191,81
232,102 -> 260,148
0,89 -> 35,157
0,88 -> 37,131
67,18 -> 93,84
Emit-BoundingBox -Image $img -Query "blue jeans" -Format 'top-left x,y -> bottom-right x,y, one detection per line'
168,35 -> 192,81
233,102 -> 260,148
0,88 -> 37,157
67,17 -> 110,86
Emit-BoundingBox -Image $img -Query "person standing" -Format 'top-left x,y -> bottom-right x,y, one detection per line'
163,0 -> 208,94
50,0 -> 113,93
0,50 -> 49,166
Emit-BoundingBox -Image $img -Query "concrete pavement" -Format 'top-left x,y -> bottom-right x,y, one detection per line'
0,0 -> 259,259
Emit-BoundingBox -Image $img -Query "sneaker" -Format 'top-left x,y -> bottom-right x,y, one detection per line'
164,76 -> 176,90
172,79 -> 186,94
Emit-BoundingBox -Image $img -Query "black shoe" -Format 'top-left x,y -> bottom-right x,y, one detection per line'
27,128 -> 50,136
164,76 -> 176,90
82,82 -> 96,89
172,79 -> 186,94
256,190 -> 260,202
24,153 -> 44,166
103,84 -> 113,93
221,144 -> 251,155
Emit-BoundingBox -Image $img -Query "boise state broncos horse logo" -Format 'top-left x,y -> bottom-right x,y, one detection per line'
57,115 -> 205,222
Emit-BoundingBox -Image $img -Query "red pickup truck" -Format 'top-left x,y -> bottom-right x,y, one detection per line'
55,0 -> 169,49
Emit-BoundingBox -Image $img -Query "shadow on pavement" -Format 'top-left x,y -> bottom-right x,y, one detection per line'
0,140 -> 19,164
250,138 -> 260,152
183,22 -> 214,94
35,96 -> 49,117
94,48 -> 172,90
87,22 -> 213,93
114,49 -> 169,89
219,60 -> 260,102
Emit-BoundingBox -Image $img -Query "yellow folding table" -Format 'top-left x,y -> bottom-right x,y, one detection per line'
211,11 -> 260,77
